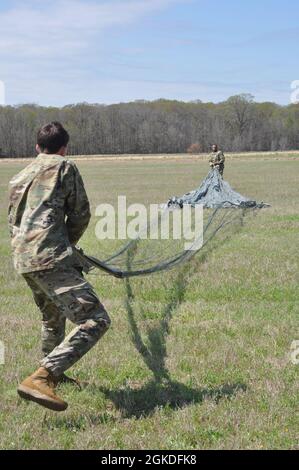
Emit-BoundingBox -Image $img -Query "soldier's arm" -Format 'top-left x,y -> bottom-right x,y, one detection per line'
219,151 -> 225,164
63,162 -> 91,245
209,155 -> 215,166
8,202 -> 14,238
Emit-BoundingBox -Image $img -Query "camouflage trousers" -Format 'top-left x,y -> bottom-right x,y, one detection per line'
217,164 -> 224,177
23,266 -> 111,377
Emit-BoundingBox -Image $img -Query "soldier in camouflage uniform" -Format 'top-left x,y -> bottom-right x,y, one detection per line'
8,122 -> 111,411
209,144 -> 225,177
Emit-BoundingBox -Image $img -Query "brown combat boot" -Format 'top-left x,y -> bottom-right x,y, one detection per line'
17,367 -> 68,412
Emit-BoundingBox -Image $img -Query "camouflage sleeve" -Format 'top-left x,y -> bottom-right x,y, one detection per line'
8,202 -> 13,238
63,162 -> 91,245
219,152 -> 225,164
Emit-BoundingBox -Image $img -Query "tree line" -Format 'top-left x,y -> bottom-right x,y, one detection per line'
0,94 -> 298,157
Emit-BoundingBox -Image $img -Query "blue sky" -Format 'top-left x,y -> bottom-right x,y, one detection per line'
0,0 -> 298,106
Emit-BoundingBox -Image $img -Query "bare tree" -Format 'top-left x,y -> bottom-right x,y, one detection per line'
0,96 -> 298,157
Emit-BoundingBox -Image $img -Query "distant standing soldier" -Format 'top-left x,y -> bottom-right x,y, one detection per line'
209,144 -> 225,177
8,122 -> 111,412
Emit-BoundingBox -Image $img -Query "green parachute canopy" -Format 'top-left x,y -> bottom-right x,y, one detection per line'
79,169 -> 269,278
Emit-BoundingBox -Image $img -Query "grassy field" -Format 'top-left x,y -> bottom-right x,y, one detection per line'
0,154 -> 298,450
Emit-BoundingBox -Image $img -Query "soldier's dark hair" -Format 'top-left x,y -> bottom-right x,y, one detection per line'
37,122 -> 70,154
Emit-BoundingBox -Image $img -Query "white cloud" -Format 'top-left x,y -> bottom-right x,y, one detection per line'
0,81 -> 5,105
0,0 -> 179,59
0,0 -> 186,104
1,0 -> 288,106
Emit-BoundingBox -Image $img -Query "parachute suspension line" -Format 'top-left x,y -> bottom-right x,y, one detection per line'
80,168 -> 268,278
81,205 -> 249,279
102,205 -> 170,264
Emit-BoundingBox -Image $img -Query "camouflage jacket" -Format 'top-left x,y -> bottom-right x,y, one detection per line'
209,151 -> 225,166
8,154 -> 91,274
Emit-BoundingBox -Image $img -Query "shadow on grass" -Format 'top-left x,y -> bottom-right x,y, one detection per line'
49,213 -> 248,424
98,232 -> 247,418
99,379 -> 246,419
